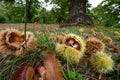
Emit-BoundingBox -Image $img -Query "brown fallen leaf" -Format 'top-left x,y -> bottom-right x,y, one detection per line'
36,65 -> 46,80
43,50 -> 64,80
117,63 -> 120,69
12,65 -> 35,80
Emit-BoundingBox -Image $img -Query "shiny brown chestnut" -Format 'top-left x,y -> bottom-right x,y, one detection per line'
65,38 -> 80,50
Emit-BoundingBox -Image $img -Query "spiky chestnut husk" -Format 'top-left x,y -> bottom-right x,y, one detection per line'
56,34 -> 86,63
86,37 -> 105,54
89,29 -> 104,37
56,43 -> 83,63
99,32 -> 104,36
95,32 -> 104,37
104,36 -> 112,44
64,46 -> 84,63
0,29 -> 37,56
90,51 -> 114,73
21,32 -> 37,52
50,32 -> 68,44
63,34 -> 86,52
0,29 -> 23,56
55,43 -> 66,54
114,31 -> 120,35
79,28 -> 84,33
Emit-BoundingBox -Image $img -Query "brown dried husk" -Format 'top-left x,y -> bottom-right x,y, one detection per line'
86,37 -> 105,54
0,29 -> 37,56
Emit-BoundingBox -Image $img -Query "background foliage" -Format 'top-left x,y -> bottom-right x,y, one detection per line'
0,0 -> 119,27
91,0 -> 120,27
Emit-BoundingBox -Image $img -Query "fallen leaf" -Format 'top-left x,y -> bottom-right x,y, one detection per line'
117,63 -> 120,69
12,65 -> 35,80
36,65 -> 46,80
43,50 -> 64,80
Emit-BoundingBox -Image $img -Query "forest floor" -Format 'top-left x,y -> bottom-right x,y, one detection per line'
0,23 -> 120,80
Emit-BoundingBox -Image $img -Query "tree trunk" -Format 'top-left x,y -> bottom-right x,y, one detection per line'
69,0 -> 86,18
64,0 -> 93,26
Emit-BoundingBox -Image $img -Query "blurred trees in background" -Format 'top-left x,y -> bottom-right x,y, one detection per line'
0,0 -> 41,23
91,0 -> 120,27
0,0 -> 119,27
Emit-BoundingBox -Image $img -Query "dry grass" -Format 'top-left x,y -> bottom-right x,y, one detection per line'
0,23 -> 59,32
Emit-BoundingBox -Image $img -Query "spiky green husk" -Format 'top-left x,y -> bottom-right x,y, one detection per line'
56,43 -> 83,63
55,34 -> 86,63
90,52 -> 114,73
55,43 -> 66,54
63,34 -> 86,53
64,46 -> 83,63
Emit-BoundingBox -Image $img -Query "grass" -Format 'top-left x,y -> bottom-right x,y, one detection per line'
0,23 -> 120,80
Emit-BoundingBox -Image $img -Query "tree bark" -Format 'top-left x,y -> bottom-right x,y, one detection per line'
69,0 -> 86,18
64,0 -> 93,26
